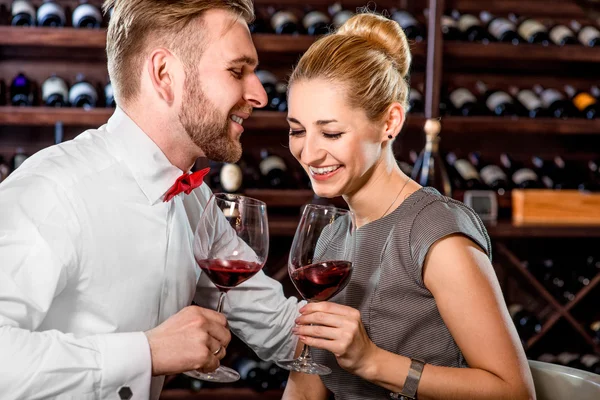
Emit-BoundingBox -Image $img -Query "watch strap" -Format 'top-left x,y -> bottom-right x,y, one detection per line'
390,358 -> 425,399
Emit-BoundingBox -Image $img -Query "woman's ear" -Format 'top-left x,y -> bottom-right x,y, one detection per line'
382,102 -> 405,142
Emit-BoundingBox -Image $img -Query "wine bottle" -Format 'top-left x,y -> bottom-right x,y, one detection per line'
259,149 -> 289,188
534,85 -> 580,119
10,73 -> 34,107
270,9 -> 300,35
42,75 -> 69,107
408,85 -> 424,114
571,20 -> 600,47
549,156 -> 573,190
510,86 -> 548,118
11,0 -> 36,26
556,352 -> 586,370
564,85 -> 599,120
302,9 -> 330,36
452,10 -> 490,43
233,357 -> 272,392
11,147 -> 28,171
72,1 -> 103,29
440,14 -> 461,41
448,87 -> 485,116
479,11 -> 522,45
69,75 -> 98,108
508,304 -> 542,342
269,82 -> 288,112
328,3 -> 353,30
445,152 -> 482,190
500,153 -> 541,189
531,156 -> 555,189
510,14 -> 550,46
36,0 -> 66,27
549,23 -> 578,46
581,354 -> 600,374
469,152 -> 509,191
391,11 -> 425,42
411,120 -> 452,196
256,70 -> 278,111
476,81 -> 519,117
105,81 -> 115,108
578,160 -> 600,192
0,156 -> 10,183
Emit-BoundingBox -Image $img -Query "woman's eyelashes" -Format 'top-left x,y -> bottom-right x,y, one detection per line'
288,129 -> 345,139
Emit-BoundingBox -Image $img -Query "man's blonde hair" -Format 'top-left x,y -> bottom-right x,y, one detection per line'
103,0 -> 254,105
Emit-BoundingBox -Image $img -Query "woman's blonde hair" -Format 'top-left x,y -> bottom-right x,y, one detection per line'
103,0 -> 254,105
289,12 -> 412,122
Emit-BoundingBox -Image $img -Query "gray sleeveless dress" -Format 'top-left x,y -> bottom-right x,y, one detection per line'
311,187 -> 492,399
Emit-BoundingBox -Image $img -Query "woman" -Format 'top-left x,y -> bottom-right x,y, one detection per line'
282,12 -> 535,400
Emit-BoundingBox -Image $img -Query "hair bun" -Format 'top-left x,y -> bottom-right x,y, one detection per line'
336,13 -> 411,78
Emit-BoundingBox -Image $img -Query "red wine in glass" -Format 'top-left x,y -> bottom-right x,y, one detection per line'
184,193 -> 269,383
278,204 -> 355,375
197,259 -> 263,292
290,260 -> 353,302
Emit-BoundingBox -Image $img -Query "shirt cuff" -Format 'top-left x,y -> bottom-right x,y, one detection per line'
96,332 -> 151,400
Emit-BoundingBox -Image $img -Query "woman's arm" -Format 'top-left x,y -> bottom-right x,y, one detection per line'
295,235 -> 536,400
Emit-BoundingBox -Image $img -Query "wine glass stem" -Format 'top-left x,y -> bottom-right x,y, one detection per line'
299,342 -> 312,362
216,291 -> 226,313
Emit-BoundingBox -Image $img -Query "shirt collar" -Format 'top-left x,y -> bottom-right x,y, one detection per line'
106,106 -> 184,205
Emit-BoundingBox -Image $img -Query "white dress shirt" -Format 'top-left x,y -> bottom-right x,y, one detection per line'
0,107 -> 301,400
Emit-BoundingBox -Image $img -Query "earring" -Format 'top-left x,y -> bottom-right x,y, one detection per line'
388,135 -> 393,139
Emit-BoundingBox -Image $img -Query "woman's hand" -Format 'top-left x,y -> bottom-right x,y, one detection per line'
293,302 -> 378,377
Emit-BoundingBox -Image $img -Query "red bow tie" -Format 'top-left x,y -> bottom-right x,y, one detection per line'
163,168 -> 210,202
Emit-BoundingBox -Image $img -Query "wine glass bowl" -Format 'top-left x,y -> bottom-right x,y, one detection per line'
278,204 -> 355,375
184,193 -> 269,383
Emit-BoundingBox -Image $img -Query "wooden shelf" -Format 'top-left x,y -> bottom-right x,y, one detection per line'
487,223 -> 600,238
444,42 -> 600,64
0,26 -> 107,49
440,117 -> 600,135
159,388 -> 283,400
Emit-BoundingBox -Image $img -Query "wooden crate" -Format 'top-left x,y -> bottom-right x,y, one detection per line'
512,190 -> 600,226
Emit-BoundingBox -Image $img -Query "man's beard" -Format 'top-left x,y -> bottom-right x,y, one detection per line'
178,73 -> 242,163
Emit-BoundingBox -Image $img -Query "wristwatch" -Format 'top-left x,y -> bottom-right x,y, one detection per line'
390,358 -> 426,399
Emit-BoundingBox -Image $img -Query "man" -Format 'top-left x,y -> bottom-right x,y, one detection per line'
0,1 -> 300,398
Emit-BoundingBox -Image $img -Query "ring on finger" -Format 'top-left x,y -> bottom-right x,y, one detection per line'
213,346 -> 222,355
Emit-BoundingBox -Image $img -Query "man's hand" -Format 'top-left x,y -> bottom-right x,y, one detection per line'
145,306 -> 231,376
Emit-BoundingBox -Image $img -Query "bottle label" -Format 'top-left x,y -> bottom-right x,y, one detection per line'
540,89 -> 564,108
454,159 -> 480,181
303,11 -> 330,30
450,88 -> 476,109
591,321 -> 600,332
441,15 -> 458,28
332,10 -> 353,28
42,77 -> 69,102
517,90 -> 542,111
37,2 -> 66,24
271,11 -> 299,32
550,25 -> 574,45
508,304 -> 524,318
489,18 -> 516,40
392,11 -> 417,28
579,26 -> 600,46
518,19 -> 547,40
69,82 -> 98,105
73,4 -> 102,27
581,354 -> 600,368
486,91 -> 513,112
259,155 -> 287,176
409,89 -> 423,102
573,93 -> 597,112
557,352 -> 580,365
12,0 -> 35,17
458,14 -> 481,32
480,165 -> 507,186
513,168 -> 538,185
220,163 -> 243,192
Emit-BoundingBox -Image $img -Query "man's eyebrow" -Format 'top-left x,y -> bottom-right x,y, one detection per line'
227,56 -> 258,67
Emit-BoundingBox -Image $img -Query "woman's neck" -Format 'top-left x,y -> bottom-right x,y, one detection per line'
343,151 -> 413,228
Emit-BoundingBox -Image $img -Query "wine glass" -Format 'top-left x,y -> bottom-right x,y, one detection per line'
184,193 -> 269,383
278,204 -> 355,375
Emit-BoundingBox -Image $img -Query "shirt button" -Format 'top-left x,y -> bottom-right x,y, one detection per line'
118,386 -> 133,400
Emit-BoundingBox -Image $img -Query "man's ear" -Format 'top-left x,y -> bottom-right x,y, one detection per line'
147,48 -> 176,104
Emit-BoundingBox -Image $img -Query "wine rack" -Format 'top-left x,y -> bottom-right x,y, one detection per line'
1,0 -> 600,397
